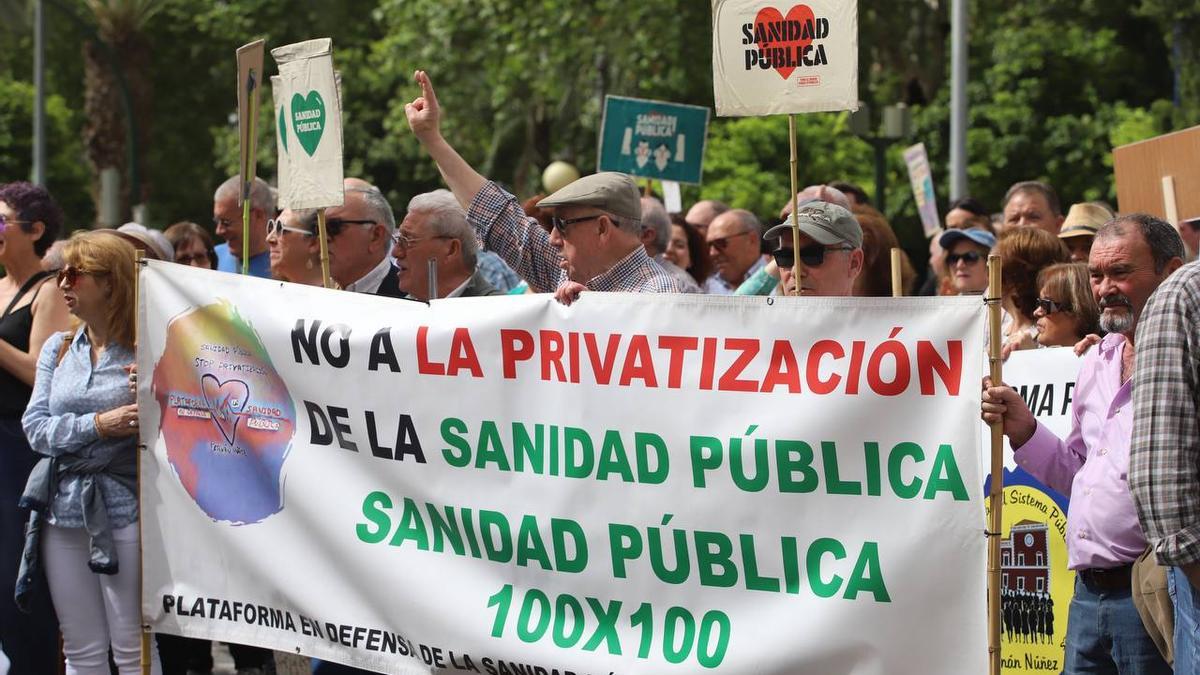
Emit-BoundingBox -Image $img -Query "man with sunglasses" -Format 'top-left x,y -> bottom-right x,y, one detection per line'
403,70 -> 682,297
212,176 -> 274,278
325,179 -> 405,297
983,214 -> 1185,674
705,210 -> 765,294
761,202 -> 864,297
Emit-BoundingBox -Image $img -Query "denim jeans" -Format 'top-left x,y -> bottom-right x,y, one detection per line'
1170,565 -> 1200,672
1063,576 -> 1172,674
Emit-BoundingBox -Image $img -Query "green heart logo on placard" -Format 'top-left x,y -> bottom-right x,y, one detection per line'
290,91 -> 325,156
277,106 -> 288,153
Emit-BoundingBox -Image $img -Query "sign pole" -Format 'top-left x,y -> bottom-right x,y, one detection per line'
788,114 -> 805,296
237,41 -> 266,277
316,208 -> 332,288
986,254 -> 1004,675
134,249 -> 151,675
890,247 -> 903,297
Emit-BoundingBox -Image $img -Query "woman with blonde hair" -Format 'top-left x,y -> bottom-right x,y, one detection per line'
20,230 -> 159,674
1033,262 -> 1100,348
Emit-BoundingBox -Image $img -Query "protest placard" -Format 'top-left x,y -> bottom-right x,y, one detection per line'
903,143 -> 940,238
597,96 -> 710,184
270,38 -> 344,210
139,263 -> 987,674
711,0 -> 858,116
236,40 -> 265,207
979,347 -> 1079,674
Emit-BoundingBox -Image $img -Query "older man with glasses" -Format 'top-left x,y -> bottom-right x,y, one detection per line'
403,70 -> 683,303
762,202 -> 864,297
321,178 -> 406,297
211,175 -> 275,278
704,209 -> 765,294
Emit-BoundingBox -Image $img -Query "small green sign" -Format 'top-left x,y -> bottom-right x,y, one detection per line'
278,106 -> 288,154
291,91 -> 326,157
597,96 -> 710,184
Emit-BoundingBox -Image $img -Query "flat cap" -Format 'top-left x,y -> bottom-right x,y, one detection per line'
537,172 -> 641,222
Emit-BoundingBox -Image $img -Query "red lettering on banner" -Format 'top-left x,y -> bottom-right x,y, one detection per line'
619,335 -> 657,387
500,329 -> 534,379
416,326 -> 443,376
446,328 -> 482,378
540,330 -> 565,382
762,339 -> 802,393
719,338 -> 760,392
658,335 -> 699,389
585,333 -> 622,385
806,340 -> 844,394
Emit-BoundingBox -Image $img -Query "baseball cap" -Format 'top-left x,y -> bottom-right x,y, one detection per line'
938,228 -> 996,250
536,172 -> 641,222
1058,203 -> 1113,239
763,202 -> 863,249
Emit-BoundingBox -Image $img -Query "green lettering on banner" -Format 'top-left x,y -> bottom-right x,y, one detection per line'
888,441 -> 924,498
807,537 -> 846,598
689,436 -> 723,487
777,440 -> 818,492
844,541 -> 891,602
440,417 -> 471,467
516,515 -> 553,570
821,441 -> 862,495
596,429 -> 634,481
476,421 -> 511,470
925,444 -> 969,501
609,523 -> 643,578
356,491 -> 392,543
552,518 -> 588,573
694,531 -> 737,588
564,427 -> 594,478
635,432 -> 669,484
388,497 -> 429,549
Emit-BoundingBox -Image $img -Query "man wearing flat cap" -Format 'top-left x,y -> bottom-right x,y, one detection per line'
764,202 -> 864,297
403,70 -> 684,299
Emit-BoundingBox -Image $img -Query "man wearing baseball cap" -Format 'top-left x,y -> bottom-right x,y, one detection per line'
1058,202 -> 1114,263
762,202 -> 864,297
403,70 -> 684,300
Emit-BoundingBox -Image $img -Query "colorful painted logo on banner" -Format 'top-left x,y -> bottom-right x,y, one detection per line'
152,300 -> 296,524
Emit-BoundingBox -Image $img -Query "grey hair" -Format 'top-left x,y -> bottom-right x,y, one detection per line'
640,197 -> 671,253
293,209 -> 319,233
1096,213 -> 1185,274
727,209 -> 762,236
214,176 -> 276,215
406,189 -> 478,269
347,185 -> 396,234
1003,180 -> 1061,215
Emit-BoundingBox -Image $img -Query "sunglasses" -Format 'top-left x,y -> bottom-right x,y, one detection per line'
772,244 -> 854,268
1036,297 -> 1071,315
707,230 -> 754,253
0,213 -> 30,232
266,218 -> 313,238
325,218 -> 377,238
56,265 -> 99,289
550,214 -> 603,236
946,251 -> 984,266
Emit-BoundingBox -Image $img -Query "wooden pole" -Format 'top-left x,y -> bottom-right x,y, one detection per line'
240,72 -> 260,277
316,208 -> 333,288
643,179 -> 653,197
788,114 -> 805,295
134,250 -> 152,675
890,247 -> 903,297
986,254 -> 1004,675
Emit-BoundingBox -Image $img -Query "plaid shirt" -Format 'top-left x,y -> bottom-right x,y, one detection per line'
468,181 -> 684,294
1130,261 -> 1200,566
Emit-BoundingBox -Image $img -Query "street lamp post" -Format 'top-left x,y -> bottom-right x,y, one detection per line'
849,102 -> 912,214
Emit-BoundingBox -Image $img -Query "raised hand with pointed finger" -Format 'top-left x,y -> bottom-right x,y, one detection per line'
405,69 -> 442,145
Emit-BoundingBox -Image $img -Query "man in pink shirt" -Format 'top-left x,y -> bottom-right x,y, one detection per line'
982,213 -> 1184,673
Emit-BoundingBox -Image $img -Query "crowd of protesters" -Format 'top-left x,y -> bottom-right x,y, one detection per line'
0,68 -> 1197,675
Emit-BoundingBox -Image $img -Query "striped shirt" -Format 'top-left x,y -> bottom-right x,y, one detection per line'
1130,261 -> 1200,566
467,181 -> 684,294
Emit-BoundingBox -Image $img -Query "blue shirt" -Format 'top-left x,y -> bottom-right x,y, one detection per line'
22,330 -> 138,529
214,242 -> 272,278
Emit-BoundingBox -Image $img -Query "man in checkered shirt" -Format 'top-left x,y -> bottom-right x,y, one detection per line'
403,70 -> 685,302
1130,259 -> 1200,671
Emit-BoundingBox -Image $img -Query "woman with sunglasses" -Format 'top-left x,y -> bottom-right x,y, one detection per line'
937,227 -> 996,295
266,209 -> 325,286
1033,263 -> 1099,348
0,182 -> 71,673
21,231 -> 160,673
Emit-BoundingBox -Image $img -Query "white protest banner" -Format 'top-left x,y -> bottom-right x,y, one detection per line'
271,38 -> 344,209
903,143 -> 940,238
712,0 -> 858,116
140,262 -> 987,674
979,347 -> 1080,674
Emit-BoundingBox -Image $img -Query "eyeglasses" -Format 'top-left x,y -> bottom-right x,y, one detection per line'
56,265 -> 99,289
945,251 -> 985,266
175,252 -> 209,266
390,230 -> 452,249
707,231 -> 755,253
771,244 -> 854,268
324,218 -> 376,238
550,214 -> 603,236
266,218 -> 313,238
1036,297 -> 1071,315
0,214 -> 30,232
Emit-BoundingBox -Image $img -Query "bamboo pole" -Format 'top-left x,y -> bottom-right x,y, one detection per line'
986,254 -> 1004,675
890,247 -> 903,297
787,114 -> 805,295
134,250 -> 151,675
240,74 -> 260,277
316,208 -> 333,288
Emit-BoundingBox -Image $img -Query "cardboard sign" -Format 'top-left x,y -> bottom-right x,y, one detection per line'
270,39 -> 344,210
712,0 -> 859,116
904,143 -> 940,237
1113,125 -> 1200,223
236,40 -> 265,207
597,96 -> 710,184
